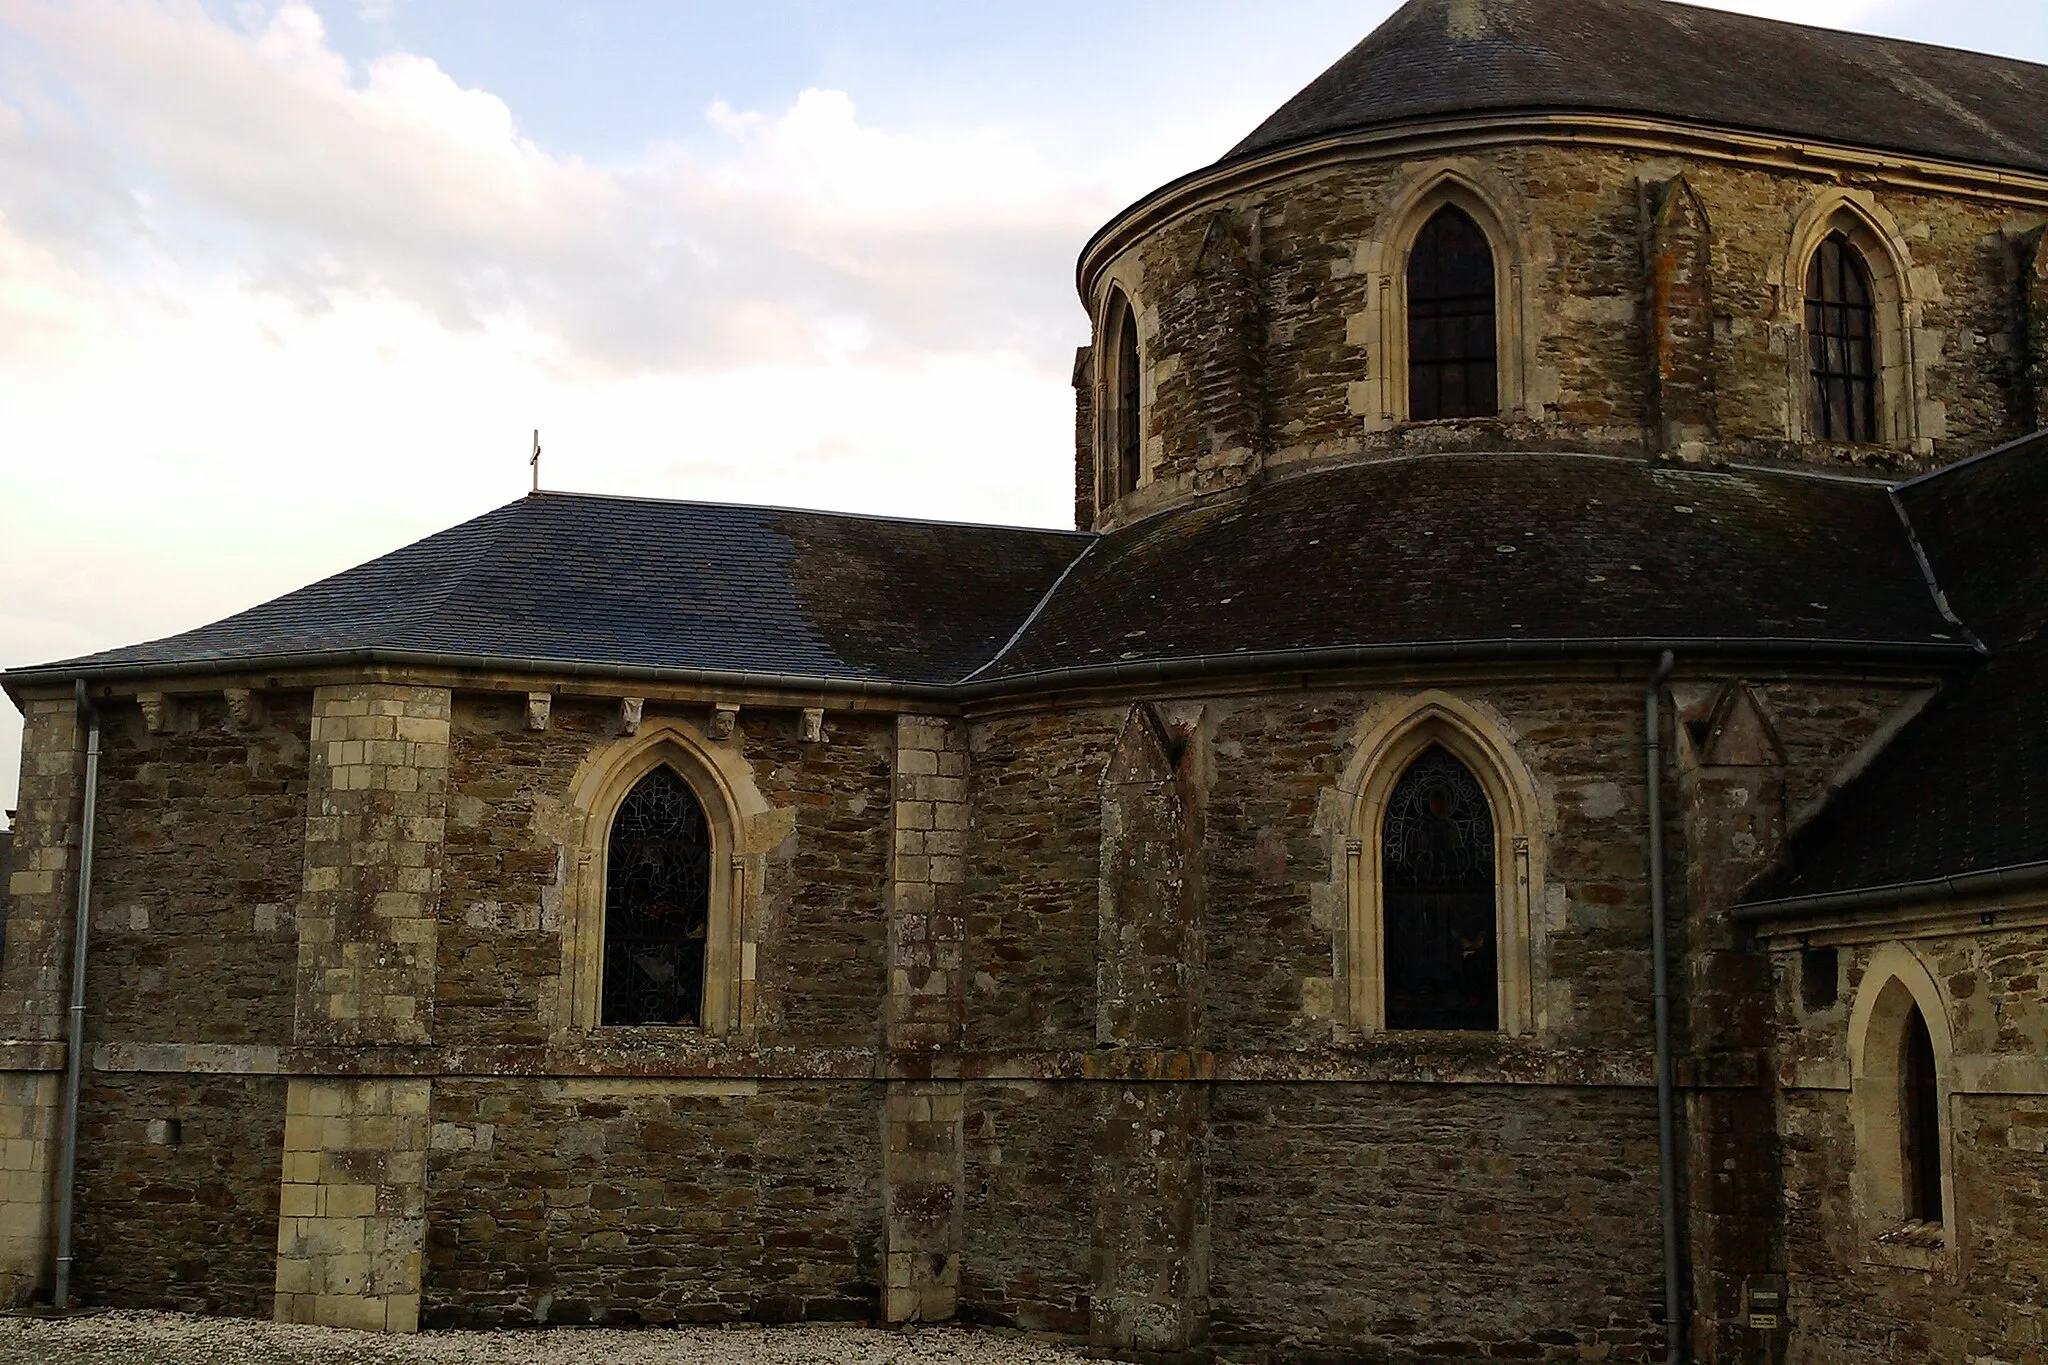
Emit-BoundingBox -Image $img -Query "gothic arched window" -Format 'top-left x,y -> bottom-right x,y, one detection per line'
1105,289 -> 1143,501
1902,1003 -> 1944,1224
1381,745 -> 1498,1031
1806,232 -> 1879,443
1407,205 -> 1498,421
602,765 -> 712,1026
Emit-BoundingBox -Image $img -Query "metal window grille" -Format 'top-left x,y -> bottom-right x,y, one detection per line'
1805,233 -> 1879,443
1407,205 -> 1499,421
1382,745 -> 1498,1031
602,766 -> 711,1026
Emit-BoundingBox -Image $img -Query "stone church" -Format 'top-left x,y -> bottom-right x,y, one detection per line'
3,0 -> 2045,1360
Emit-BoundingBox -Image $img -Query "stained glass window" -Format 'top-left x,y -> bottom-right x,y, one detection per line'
1902,1004 -> 1944,1223
1113,292 -> 1142,498
1806,232 -> 1879,443
602,766 -> 711,1027
1407,205 -> 1499,421
1383,745 -> 1498,1031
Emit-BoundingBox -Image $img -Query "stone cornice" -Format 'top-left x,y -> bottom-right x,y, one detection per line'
1079,110 -> 2048,301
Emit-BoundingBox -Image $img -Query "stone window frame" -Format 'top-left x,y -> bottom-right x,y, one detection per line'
558,716 -> 773,1039
1091,273 -> 1154,512
1777,190 -> 1929,456
1332,691 -> 1543,1038
1846,942 -> 1963,1276
1350,164 -> 1535,431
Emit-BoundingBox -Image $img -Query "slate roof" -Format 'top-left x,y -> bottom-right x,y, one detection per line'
1225,0 -> 2048,177
9,453 -> 1974,695
19,493 -> 1090,689
980,453 -> 1963,681
1751,433 -> 2048,904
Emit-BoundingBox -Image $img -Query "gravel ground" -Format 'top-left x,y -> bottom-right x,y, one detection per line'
0,1311 -> 1098,1365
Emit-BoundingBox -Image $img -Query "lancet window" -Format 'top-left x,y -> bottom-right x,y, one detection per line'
1407,204 -> 1499,421
1381,745 -> 1499,1031
1902,1003 -> 1945,1225
1805,231 -> 1879,443
1106,289 -> 1143,500
602,765 -> 712,1026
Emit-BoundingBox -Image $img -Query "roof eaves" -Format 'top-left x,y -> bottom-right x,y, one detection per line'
1,634 -> 1979,707
1733,857 -> 2048,922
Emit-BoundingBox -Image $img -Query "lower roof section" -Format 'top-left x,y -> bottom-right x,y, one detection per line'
980,452 -> 1962,683
5,451 -> 1971,697
14,493 -> 1092,691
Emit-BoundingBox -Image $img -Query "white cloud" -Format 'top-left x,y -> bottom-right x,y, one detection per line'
0,0 -> 1113,814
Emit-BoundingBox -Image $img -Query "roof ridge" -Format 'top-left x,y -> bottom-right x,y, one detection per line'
402,498 -> 522,647
1892,426 -> 2048,492
1887,489 -> 1988,656
956,537 -> 1100,684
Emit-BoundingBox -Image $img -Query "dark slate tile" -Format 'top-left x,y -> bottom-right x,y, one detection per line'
1226,0 -> 2048,177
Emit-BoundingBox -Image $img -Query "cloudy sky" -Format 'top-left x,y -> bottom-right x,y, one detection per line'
3,0 -> 2045,818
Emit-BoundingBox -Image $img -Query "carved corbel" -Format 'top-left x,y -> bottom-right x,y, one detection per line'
619,697 -> 645,736
222,687 -> 263,730
525,693 -> 552,732
801,708 -> 825,743
136,692 -> 174,734
711,702 -> 740,740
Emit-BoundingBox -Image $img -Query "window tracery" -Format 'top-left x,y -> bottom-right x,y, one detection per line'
1334,692 -> 1538,1039
1382,745 -> 1499,1031
602,765 -> 713,1026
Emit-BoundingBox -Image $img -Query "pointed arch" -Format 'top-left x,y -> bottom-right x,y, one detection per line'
1334,692 -> 1543,1037
1406,204 -> 1499,420
1847,944 -> 1960,1254
1353,165 -> 1534,429
561,716 -> 775,1037
1095,282 -> 1149,508
1779,190 -> 1926,453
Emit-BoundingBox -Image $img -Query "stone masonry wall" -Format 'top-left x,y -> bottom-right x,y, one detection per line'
1088,141 -> 2047,524
958,1080 -> 1092,1335
73,1074 -> 285,1316
275,1078 -> 430,1332
298,685 -> 450,1047
2,695 -> 86,1043
1209,1082 -> 1666,1360
88,695 -> 308,1046
421,1078 -> 881,1327
437,698 -> 892,1049
1774,929 -> 2048,1363
0,664 -> 1953,1354
0,693 -> 83,1304
963,711 -> 1122,1052
1207,683 -> 1657,1050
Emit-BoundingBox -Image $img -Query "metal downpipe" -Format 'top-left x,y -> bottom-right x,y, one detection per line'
1645,649 -> 1684,1363
52,680 -> 100,1309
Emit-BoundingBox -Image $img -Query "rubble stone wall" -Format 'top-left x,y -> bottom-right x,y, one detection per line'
0,668 -> 1954,1355
1209,1081 -> 1667,1359
88,694 -> 309,1046
1087,141 -> 2047,525
71,1074 -> 286,1317
420,1077 -> 881,1328
1772,927 -> 2048,1364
